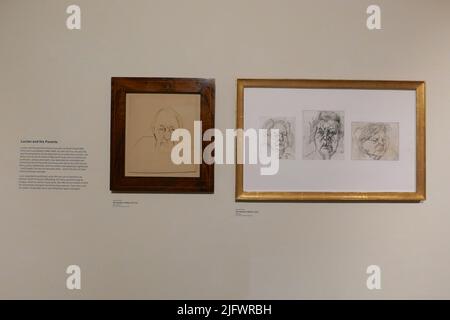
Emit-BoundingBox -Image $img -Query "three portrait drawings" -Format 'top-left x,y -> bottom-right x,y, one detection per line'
262,111 -> 399,162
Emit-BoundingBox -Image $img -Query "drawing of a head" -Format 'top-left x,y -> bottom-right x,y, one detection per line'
151,107 -> 183,148
357,123 -> 388,160
310,111 -> 343,159
263,119 -> 293,155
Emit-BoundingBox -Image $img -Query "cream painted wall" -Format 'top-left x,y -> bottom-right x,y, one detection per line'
0,0 -> 449,299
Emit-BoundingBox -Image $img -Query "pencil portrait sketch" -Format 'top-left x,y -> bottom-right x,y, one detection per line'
351,122 -> 399,160
133,107 -> 183,153
260,117 -> 295,160
125,93 -> 201,177
303,111 -> 344,160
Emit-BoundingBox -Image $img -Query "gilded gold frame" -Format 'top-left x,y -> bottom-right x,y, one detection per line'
235,79 -> 426,202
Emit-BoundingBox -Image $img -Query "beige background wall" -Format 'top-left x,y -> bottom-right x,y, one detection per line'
0,0 -> 449,299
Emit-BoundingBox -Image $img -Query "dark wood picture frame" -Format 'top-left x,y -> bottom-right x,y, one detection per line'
110,77 -> 215,193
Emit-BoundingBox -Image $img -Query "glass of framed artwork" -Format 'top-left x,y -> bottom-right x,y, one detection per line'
110,77 -> 214,193
236,79 -> 425,201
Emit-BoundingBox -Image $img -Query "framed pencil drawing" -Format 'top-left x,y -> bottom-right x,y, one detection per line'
110,77 -> 214,193
236,79 -> 426,202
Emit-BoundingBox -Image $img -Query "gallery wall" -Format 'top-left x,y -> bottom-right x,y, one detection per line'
1,0 -> 450,299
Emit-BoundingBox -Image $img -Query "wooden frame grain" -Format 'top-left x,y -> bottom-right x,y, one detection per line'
236,79 -> 426,202
110,77 -> 215,193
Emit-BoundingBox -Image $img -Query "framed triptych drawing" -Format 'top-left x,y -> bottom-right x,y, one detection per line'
236,79 -> 426,202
